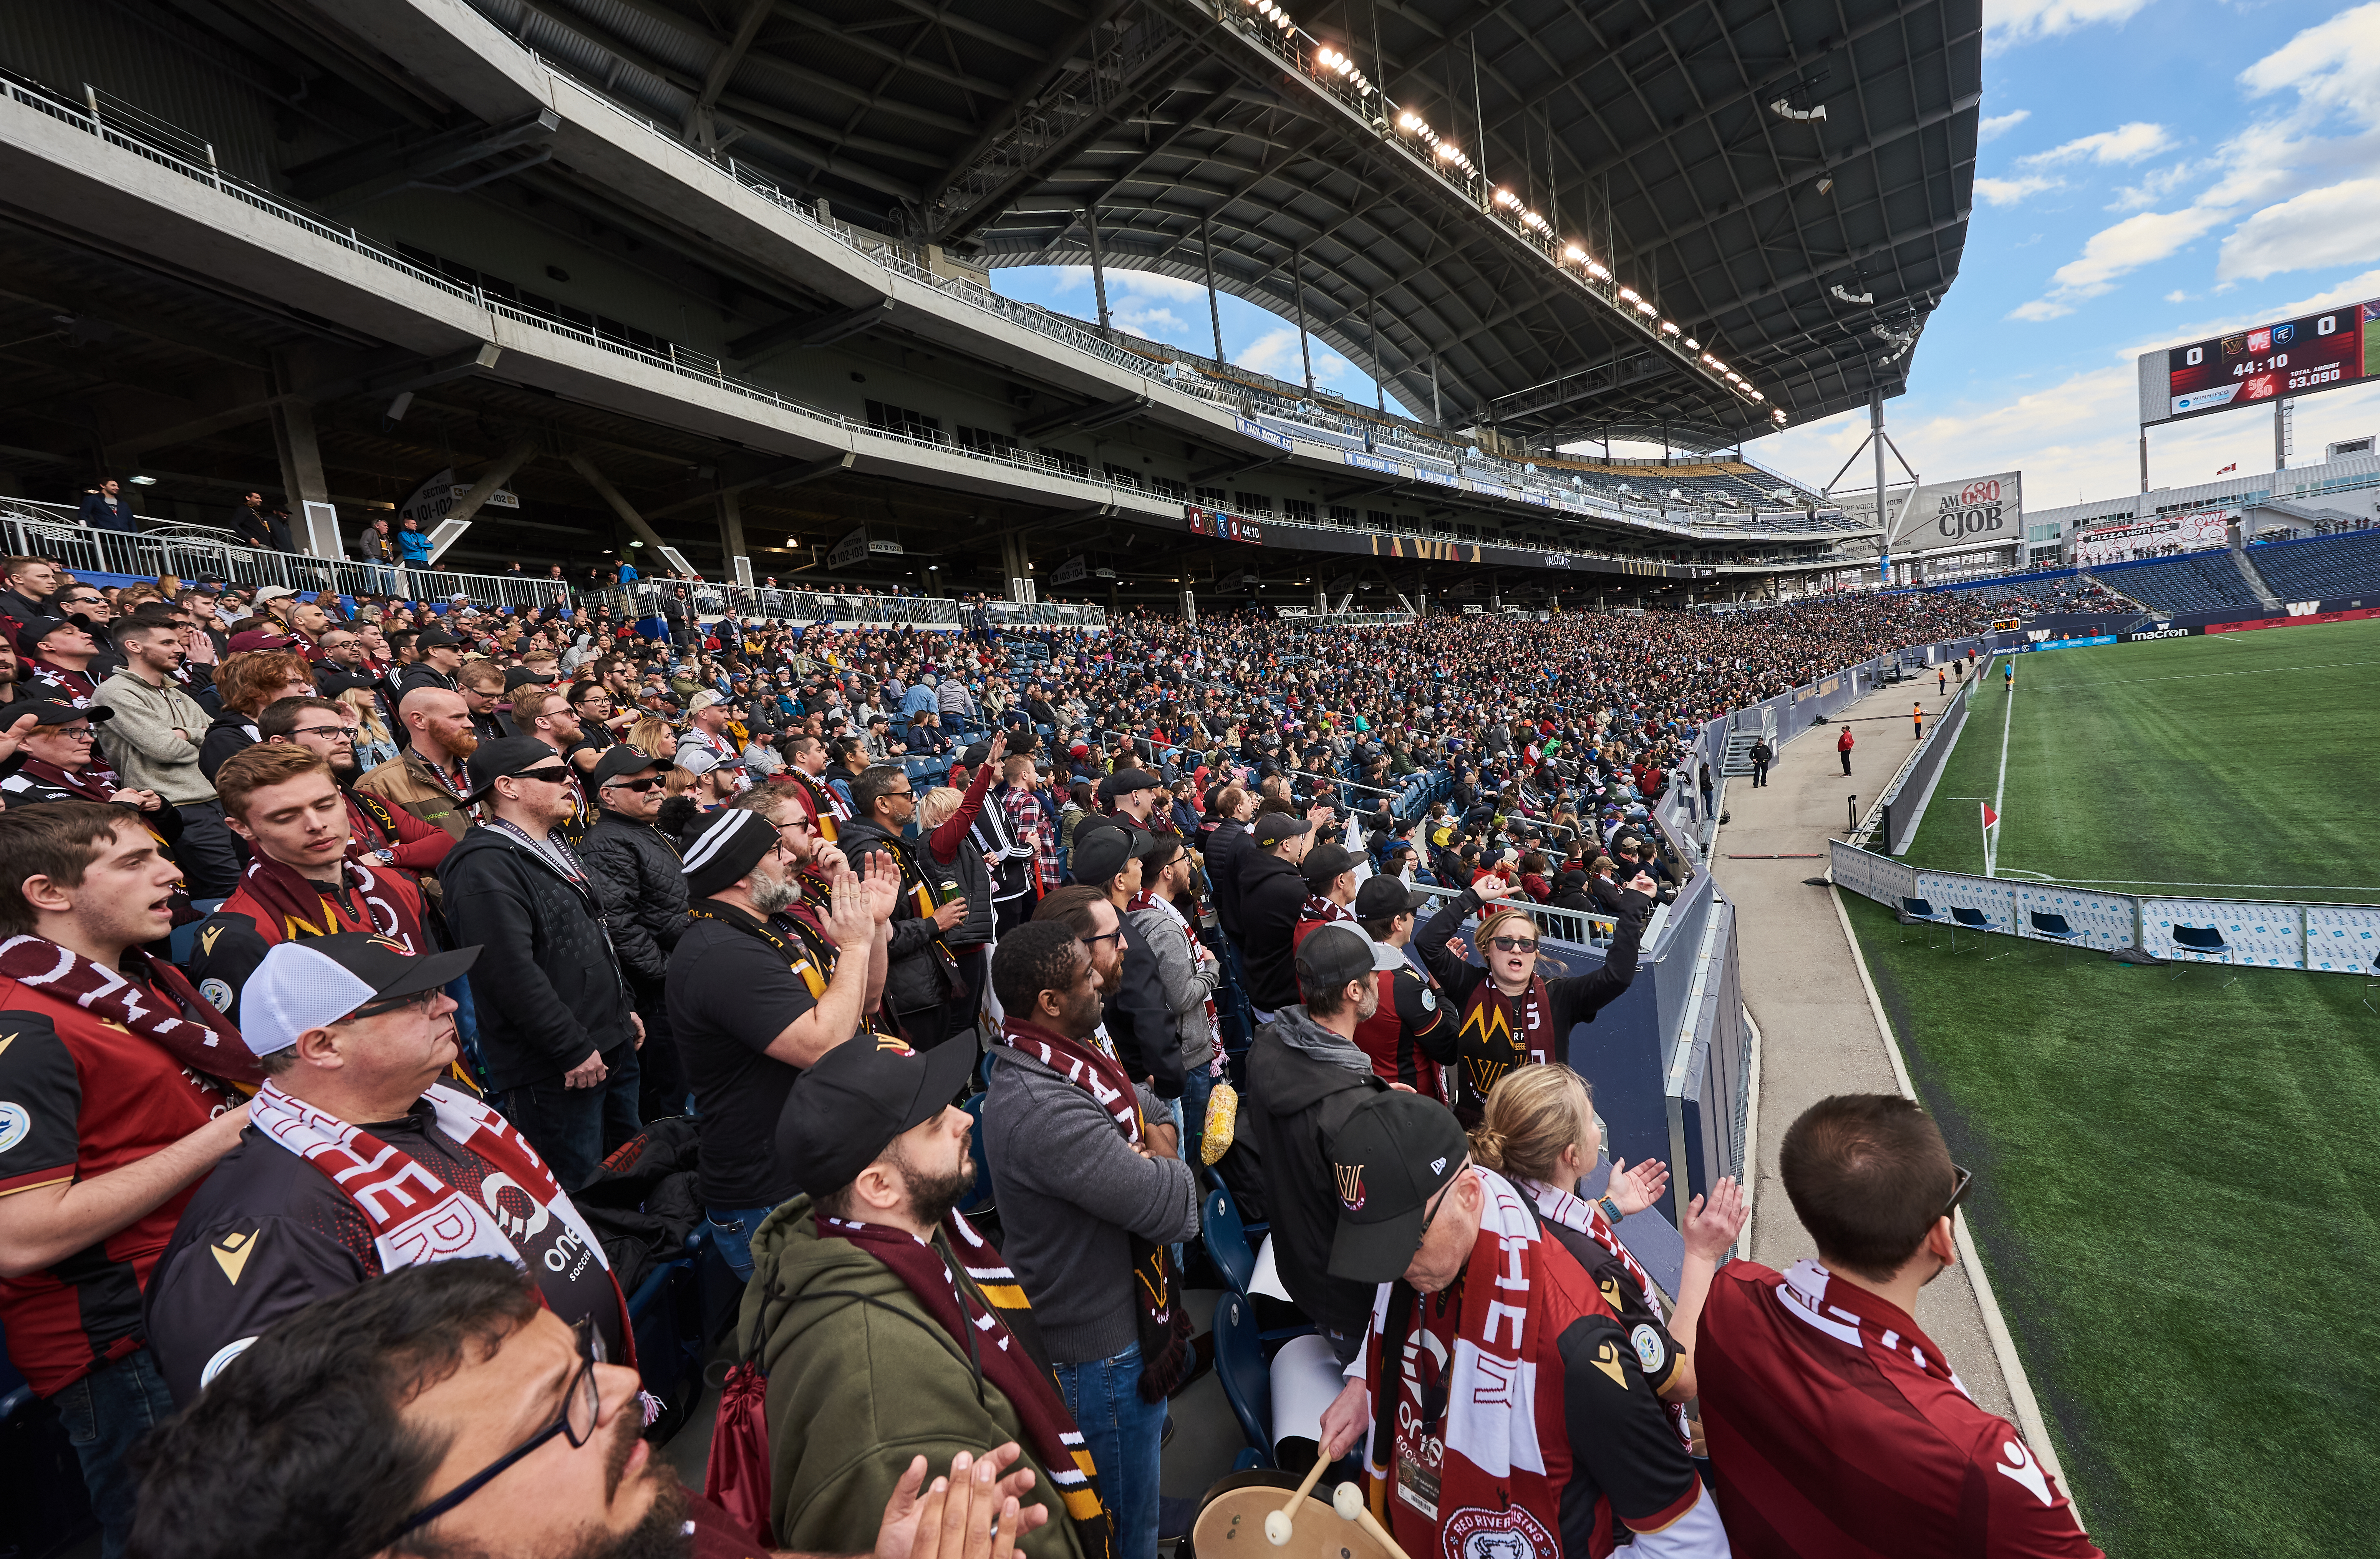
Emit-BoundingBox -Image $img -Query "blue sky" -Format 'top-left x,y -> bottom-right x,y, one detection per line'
997,1 -> 2380,510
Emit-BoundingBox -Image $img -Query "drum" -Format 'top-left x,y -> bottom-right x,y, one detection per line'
1188,1471 -> 1393,1559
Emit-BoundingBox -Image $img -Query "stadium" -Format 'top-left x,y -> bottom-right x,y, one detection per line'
0,0 -> 2375,1556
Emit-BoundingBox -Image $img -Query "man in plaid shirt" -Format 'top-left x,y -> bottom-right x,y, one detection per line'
999,746 -> 1060,923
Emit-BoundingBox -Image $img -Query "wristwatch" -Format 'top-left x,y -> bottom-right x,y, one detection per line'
1595,1194 -> 1625,1224
373,848 -> 397,866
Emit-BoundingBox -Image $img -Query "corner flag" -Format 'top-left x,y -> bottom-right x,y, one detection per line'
1981,801 -> 2000,878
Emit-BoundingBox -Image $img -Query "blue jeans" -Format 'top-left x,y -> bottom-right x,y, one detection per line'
1179,1061 -> 1216,1157
53,1347 -> 177,1559
1056,1342 -> 1165,1559
707,1202 -> 782,1282
500,1042 -> 642,1191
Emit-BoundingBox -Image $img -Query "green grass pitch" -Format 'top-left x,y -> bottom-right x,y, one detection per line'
1900,616 -> 2380,902
1843,891 -> 2380,1558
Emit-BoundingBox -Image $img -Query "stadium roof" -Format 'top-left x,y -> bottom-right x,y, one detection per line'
488,0 -> 1981,450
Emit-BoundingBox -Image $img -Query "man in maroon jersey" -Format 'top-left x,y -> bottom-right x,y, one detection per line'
1678,1093 -> 2100,1558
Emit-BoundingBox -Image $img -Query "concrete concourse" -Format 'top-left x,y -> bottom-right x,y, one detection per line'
1707,668 -> 2017,1420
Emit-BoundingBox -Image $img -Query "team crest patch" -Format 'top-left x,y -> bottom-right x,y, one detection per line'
1419,986 -> 1436,1011
1631,1323 -> 1666,1375
199,978 -> 234,1012
0,1100 -> 28,1153
1335,1163 -> 1366,1210
1443,1503 -> 1556,1559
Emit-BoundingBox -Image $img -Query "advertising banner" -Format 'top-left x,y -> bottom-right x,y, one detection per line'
1834,473 -> 2022,557
2073,510 -> 2229,566
2138,298 -> 2380,427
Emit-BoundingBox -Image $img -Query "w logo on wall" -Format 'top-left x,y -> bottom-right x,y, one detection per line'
1335,1164 -> 1367,1210
2286,601 -> 2320,616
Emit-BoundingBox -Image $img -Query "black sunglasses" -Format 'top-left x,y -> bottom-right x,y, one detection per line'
507,767 -> 573,785
1943,1163 -> 1975,1220
392,1317 -> 604,1539
339,987 -> 441,1023
1486,934 -> 1541,953
604,776 -> 662,793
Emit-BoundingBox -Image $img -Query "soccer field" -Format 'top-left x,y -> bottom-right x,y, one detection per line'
1901,616 -> 2380,902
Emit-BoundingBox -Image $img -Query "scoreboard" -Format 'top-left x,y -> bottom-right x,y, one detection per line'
2138,298 -> 2380,427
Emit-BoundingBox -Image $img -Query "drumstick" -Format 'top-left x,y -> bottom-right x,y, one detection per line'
1263,1449 -> 1333,1544
1333,1483 -> 1415,1559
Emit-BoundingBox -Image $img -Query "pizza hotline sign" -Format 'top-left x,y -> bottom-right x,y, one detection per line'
2140,299 -> 2380,427
2073,509 -> 2230,567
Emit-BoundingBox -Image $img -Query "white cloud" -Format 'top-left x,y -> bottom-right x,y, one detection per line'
2008,297 -> 2075,321
1110,305 -> 1189,339
1977,173 -> 2065,206
1979,109 -> 2031,142
2216,177 -> 2380,282
2238,2 -> 2380,126
2020,121 -> 2176,167
1985,0 -> 2155,47
1237,327 -> 1307,380
2052,206 -> 2227,292
1106,272 -> 1210,303
2107,161 -> 2196,211
2164,289 -> 2191,303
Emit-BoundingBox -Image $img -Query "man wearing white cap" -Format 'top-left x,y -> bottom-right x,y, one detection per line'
676,690 -> 746,789
144,932 -> 632,1407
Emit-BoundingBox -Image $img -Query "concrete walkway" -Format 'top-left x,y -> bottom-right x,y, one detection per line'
1708,671 -> 2018,1420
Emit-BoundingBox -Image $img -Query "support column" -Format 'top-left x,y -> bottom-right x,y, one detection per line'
999,532 -> 1034,601
1430,357 -> 1441,426
1084,205 -> 1112,338
566,452 -> 671,555
1202,220 -> 1226,364
1292,249 -> 1313,393
1370,294 -> 1385,414
1180,587 -> 1197,625
1871,391 -> 1888,577
2138,427 -> 2149,494
270,399 -> 336,556
718,488 -> 750,584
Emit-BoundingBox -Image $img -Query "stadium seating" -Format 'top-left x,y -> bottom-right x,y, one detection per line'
2243,529 -> 2380,603
2090,552 -> 2262,614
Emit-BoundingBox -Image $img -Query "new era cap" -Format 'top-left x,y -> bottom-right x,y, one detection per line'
1250,812 -> 1313,849
238,932 -> 480,1055
0,698 -> 113,729
588,746 -> 664,787
777,1031 -> 980,1193
1326,1091 -> 1473,1284
1069,820 -> 1157,886
463,736 -> 574,802
1299,843 -> 1357,888
1353,875 -> 1429,920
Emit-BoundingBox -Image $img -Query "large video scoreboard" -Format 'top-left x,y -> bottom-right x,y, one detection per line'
2138,299 -> 2380,427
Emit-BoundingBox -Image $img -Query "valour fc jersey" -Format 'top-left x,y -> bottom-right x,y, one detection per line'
1697,1259 -> 2102,1559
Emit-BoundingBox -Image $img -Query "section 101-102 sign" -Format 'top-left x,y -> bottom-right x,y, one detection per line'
2138,298 -> 2380,426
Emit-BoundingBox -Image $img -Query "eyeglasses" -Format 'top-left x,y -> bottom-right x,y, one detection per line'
392,1317 -> 605,1539
338,987 -> 440,1023
1942,1164 -> 1975,1220
1415,1169 -> 1460,1245
1081,929 -> 1122,947
50,727 -> 96,741
1486,935 -> 1540,954
286,725 -> 347,740
603,776 -> 662,794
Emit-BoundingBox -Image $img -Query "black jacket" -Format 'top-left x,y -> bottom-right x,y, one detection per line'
1205,817 -> 1253,938
199,708 -> 257,784
1245,1006 -> 1388,1335
1107,913 -> 1185,1100
836,815 -> 956,1016
577,810 -> 690,987
397,663 -> 457,698
439,825 -> 636,1090
1237,849 -> 1308,1011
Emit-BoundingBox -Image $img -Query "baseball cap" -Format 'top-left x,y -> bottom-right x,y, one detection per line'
1250,812 -> 1313,849
1353,875 -> 1429,920
1100,767 -> 1163,799
1326,1092 -> 1473,1284
253,586 -> 297,605
588,747 -> 663,787
1069,821 -> 1158,886
415,628 -> 462,649
0,697 -> 113,729
237,932 -> 480,1056
13,616 -> 93,657
1295,924 -> 1374,1004
502,665 -> 549,690
689,691 -> 726,714
776,1031 -> 979,1193
464,736 -> 574,802
1299,843 -> 1356,888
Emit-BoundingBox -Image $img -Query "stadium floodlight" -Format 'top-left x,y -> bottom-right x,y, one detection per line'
1398,111 -> 1418,129
1634,300 -> 1657,316
1660,320 -> 1680,335
1563,244 -> 1584,262
1683,337 -> 1699,350
1750,390 -> 1765,401
1618,287 -> 1639,302
1586,261 -> 1609,279
1493,187 -> 1517,206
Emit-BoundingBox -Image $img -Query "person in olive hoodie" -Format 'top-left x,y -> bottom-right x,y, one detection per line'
740,1037 -> 1092,1559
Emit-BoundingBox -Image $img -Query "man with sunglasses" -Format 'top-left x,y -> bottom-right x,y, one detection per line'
1676,1094 -> 2100,1557
579,747 -> 695,1120
148,929 -> 634,1411
842,763 -> 972,1052
442,737 -> 643,1189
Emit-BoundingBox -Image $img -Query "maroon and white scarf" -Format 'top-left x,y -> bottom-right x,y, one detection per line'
1299,893 -> 1356,927
997,1015 -> 1191,1400
1450,975 -> 1552,1115
1126,888 -> 1217,1054
0,934 -> 259,1088
248,1078 -> 632,1359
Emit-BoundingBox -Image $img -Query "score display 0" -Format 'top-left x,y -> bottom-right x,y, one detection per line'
2145,300 -> 2380,426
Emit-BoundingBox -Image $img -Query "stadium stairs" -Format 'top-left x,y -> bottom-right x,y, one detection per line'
2229,549 -> 2281,611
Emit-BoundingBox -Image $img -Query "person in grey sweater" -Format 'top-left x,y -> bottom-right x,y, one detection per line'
984,922 -> 1200,1559
95,609 -> 241,897
1126,834 -> 1221,1141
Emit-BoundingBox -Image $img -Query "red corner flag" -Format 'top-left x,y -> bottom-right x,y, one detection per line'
1981,802 -> 2001,877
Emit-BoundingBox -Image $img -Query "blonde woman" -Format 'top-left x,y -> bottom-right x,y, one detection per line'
336,686 -> 399,769
626,714 -> 678,762
1472,1063 -> 1707,1418
1414,871 -> 1657,1123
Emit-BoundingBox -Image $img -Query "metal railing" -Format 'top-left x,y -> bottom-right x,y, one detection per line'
584,578 -> 963,629
1405,881 -> 1616,948
0,498 -> 571,612
985,601 -> 1110,630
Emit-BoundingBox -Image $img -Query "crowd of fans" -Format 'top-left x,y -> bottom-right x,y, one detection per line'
0,557 -> 2093,1559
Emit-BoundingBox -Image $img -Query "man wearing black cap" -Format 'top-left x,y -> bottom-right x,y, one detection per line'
740,1035 -> 1106,1559
1236,810 -> 1315,1017
440,737 -> 642,1189
1291,840 -> 1361,956
1101,768 -> 1164,833
1318,1093 -> 1730,1559
669,807 -> 893,1280
1244,926 -> 1392,1363
19,615 -> 105,709
396,628 -> 464,696
578,747 -> 693,1122
1350,875 -> 1454,1099
144,929 -> 637,1408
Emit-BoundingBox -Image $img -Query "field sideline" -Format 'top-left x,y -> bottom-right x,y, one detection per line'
1901,616 -> 2380,902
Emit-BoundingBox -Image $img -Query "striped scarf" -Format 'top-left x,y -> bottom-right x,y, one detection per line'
823,1209 -> 1114,1559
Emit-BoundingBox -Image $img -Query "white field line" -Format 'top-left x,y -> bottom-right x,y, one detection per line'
1990,663 -> 2014,878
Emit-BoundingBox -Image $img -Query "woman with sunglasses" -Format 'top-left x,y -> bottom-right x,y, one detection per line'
1413,857 -> 1657,1127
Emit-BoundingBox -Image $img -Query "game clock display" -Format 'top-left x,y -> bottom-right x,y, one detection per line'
2160,302 -> 2380,422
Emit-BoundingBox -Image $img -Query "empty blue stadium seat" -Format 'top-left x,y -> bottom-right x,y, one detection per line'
2246,530 -> 2380,603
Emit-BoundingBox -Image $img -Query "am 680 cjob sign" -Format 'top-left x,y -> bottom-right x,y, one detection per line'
2138,298 -> 2380,427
